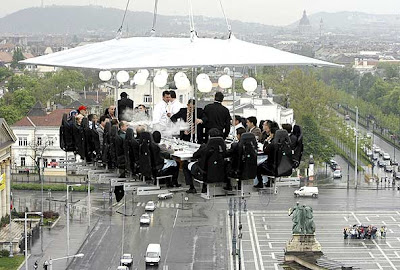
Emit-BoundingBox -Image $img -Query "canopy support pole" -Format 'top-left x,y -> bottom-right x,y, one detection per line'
194,67 -> 198,143
232,67 -> 236,139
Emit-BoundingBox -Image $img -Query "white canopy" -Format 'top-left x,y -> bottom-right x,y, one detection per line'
21,35 -> 340,70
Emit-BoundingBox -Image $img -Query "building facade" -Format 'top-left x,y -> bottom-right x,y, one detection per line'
11,109 -> 71,176
0,119 -> 17,218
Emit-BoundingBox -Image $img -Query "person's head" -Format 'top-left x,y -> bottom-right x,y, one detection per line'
162,90 -> 171,103
208,128 -> 221,138
138,104 -> 147,112
215,92 -> 224,103
246,116 -> 257,129
234,115 -> 242,126
75,114 -> 84,125
152,131 -> 161,143
99,115 -> 107,127
263,120 -> 272,133
88,114 -> 98,123
78,105 -> 87,116
259,120 -> 265,130
236,127 -> 246,141
187,99 -> 195,110
111,118 -> 119,126
136,125 -> 146,136
69,110 -> 78,118
108,105 -> 116,116
270,122 -> 279,137
119,121 -> 128,132
282,123 -> 292,134
120,92 -> 128,99
170,90 -> 176,100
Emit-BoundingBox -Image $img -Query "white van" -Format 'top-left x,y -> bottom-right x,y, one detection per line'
294,186 -> 318,198
145,243 -> 161,266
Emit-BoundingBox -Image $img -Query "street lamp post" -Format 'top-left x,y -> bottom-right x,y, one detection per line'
67,184 -> 81,259
48,253 -> 84,270
355,106 -> 359,189
24,211 -> 42,270
9,191 -> 13,257
86,177 -> 91,235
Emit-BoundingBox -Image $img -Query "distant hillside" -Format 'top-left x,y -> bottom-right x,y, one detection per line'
290,11 -> 400,30
0,6 -> 278,37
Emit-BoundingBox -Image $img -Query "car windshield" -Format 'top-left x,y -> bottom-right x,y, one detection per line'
147,202 -> 154,206
122,255 -> 131,259
147,252 -> 159,258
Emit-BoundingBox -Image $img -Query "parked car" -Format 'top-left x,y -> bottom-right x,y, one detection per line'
145,201 -> 156,211
391,160 -> 399,166
394,172 -> 400,180
372,154 -> 378,160
374,147 -> 381,153
379,150 -> 385,157
145,243 -> 161,266
294,186 -> 318,198
345,114 -> 350,120
120,254 -> 133,267
335,165 -> 341,171
366,150 -> 373,157
140,213 -> 151,225
366,132 -> 372,138
385,165 -> 393,173
333,170 -> 342,179
158,193 -> 174,200
383,153 -> 391,160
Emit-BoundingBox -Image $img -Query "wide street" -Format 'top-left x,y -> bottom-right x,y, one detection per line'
16,180 -> 400,270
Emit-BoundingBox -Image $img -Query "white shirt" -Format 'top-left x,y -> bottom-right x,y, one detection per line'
169,99 -> 183,116
152,100 -> 169,127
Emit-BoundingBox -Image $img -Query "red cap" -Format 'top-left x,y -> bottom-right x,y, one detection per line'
78,105 -> 87,111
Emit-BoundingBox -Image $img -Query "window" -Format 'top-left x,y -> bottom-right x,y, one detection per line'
59,159 -> 65,169
179,95 -> 183,103
47,137 -> 54,146
20,157 -> 25,167
19,137 -> 28,146
37,137 -> 42,146
43,158 -> 48,168
50,159 -> 57,168
143,95 -> 152,103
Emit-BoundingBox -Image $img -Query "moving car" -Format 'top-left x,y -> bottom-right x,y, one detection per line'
117,266 -> 129,270
378,160 -> 386,167
140,213 -> 151,225
366,150 -> 373,157
294,186 -> 318,198
120,254 -> 133,267
395,172 -> 400,180
158,192 -> 174,200
145,201 -> 156,211
374,147 -> 381,153
333,170 -> 342,179
372,154 -> 378,160
383,153 -> 391,160
145,243 -> 161,266
385,165 -> 393,173
391,160 -> 399,166
345,114 -> 350,120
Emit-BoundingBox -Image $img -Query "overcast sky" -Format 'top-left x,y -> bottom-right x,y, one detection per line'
2,0 -> 400,25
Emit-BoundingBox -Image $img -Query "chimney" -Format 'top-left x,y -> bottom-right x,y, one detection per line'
363,59 -> 368,67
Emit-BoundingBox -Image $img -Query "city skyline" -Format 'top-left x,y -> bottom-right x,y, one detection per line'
1,0 -> 400,26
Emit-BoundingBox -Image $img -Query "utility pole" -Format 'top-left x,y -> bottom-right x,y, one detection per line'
355,106 -> 359,189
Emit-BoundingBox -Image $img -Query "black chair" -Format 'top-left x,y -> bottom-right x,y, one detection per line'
124,128 -> 139,177
60,113 -> 75,152
109,126 -> 118,169
102,122 -> 112,167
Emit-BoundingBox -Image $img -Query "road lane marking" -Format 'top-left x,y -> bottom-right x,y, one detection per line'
266,233 -> 270,239
344,216 -> 348,222
382,221 -> 387,225
389,229 -> 394,233
372,239 -> 397,269
161,202 -> 165,208
137,202 -> 141,207
376,263 -> 383,270
274,263 -> 279,270
391,216 -> 396,221
351,212 -> 361,224
396,211 -> 400,217
247,212 -> 260,270
173,209 -> 179,228
369,252 -> 375,258
366,217 -> 370,221
175,204 -> 179,208
395,251 -> 400,258
251,212 -> 265,270
387,242 -> 393,248
268,242 -> 272,249
271,252 -> 276,259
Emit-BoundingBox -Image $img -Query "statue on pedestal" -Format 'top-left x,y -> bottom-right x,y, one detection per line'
288,202 -> 315,235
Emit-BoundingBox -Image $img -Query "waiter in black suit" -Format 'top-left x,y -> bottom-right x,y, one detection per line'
198,92 -> 231,140
170,99 -> 204,144
118,92 -> 134,121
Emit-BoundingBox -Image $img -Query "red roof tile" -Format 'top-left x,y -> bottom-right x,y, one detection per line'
13,109 -> 72,127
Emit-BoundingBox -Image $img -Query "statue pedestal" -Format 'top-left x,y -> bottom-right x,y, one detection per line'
285,234 -> 321,252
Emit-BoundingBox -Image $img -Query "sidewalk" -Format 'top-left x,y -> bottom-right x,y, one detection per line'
20,202 -> 98,270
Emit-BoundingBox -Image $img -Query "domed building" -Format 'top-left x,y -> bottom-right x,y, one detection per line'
298,10 -> 312,34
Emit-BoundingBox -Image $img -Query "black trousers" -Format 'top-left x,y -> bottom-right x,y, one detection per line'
256,162 -> 274,185
157,164 -> 179,185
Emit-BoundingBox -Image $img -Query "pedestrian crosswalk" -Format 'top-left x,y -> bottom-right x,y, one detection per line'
136,201 -> 180,209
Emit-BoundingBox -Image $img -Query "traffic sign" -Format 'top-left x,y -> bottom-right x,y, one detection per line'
123,183 -> 137,191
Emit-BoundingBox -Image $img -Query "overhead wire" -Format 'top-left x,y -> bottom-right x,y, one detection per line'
116,0 -> 132,39
217,0 -> 232,38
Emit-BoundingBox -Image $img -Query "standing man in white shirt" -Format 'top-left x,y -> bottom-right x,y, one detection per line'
153,90 -> 171,132
167,90 -> 183,117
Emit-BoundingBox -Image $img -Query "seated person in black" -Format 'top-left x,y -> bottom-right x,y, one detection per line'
152,131 -> 181,187
254,125 -> 279,188
226,127 -> 246,189
184,128 -> 225,194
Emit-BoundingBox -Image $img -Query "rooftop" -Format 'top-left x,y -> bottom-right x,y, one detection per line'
13,109 -> 72,127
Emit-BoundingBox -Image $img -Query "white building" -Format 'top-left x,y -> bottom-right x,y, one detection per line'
228,95 -> 294,126
11,109 -> 72,176
0,118 -> 16,218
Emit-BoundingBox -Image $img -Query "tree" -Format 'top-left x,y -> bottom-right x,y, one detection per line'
0,105 -> 22,124
10,48 -> 25,70
0,67 -> 12,81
